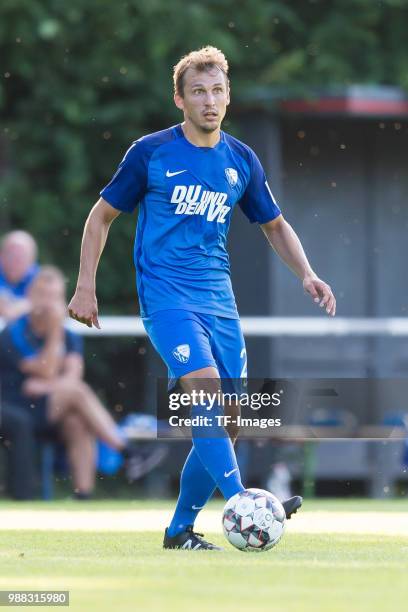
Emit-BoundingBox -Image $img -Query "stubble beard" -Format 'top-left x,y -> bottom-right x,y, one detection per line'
200,124 -> 219,133
188,112 -> 222,134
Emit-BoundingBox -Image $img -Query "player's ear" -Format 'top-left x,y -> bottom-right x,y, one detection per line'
174,93 -> 184,111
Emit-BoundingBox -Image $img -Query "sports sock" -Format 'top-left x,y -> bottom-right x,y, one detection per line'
167,401 -> 245,537
191,401 -> 244,500
167,447 -> 216,537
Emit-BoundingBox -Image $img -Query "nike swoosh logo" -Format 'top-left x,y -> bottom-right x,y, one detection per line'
166,169 -> 187,177
224,468 -> 238,478
192,504 -> 204,510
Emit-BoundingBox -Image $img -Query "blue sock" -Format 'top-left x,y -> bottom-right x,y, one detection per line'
167,402 -> 245,537
167,447 -> 216,537
191,401 -> 245,500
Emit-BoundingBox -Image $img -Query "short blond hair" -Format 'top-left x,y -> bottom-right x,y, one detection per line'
173,46 -> 229,97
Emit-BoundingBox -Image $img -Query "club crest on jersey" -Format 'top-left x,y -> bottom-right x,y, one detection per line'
225,167 -> 238,187
172,344 -> 190,364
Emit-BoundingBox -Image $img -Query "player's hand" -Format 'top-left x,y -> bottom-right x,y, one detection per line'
303,274 -> 336,317
68,287 -> 100,329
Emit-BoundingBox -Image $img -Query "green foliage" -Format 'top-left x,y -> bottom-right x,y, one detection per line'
1,0 -> 408,310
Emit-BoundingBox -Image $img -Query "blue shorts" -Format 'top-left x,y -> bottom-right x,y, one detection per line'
143,309 -> 247,387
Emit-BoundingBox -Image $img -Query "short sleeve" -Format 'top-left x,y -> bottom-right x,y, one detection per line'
100,140 -> 149,213
65,330 -> 84,356
239,150 -> 281,224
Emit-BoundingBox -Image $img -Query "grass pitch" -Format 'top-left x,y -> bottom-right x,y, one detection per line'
0,500 -> 407,612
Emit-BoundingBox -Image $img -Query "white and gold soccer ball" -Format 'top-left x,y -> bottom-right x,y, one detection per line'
222,488 -> 286,552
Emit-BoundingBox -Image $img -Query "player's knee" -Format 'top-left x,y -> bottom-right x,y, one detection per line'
181,366 -> 220,396
183,378 -> 221,398
204,379 -> 221,398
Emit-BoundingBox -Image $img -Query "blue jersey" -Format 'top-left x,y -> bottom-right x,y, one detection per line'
0,263 -> 39,300
100,124 -> 281,319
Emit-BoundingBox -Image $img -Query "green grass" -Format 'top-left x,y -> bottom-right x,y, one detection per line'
0,500 -> 407,612
0,497 -> 407,511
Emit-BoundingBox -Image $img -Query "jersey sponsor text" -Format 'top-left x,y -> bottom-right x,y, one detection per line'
171,185 -> 231,223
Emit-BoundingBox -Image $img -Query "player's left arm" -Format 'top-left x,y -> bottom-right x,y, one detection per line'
261,215 -> 336,316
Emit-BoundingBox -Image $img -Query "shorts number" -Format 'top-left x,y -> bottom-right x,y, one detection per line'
240,347 -> 247,378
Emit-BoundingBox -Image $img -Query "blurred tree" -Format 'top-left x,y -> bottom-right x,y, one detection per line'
1,0 -> 408,310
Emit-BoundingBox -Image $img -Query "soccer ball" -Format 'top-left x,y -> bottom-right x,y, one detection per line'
222,488 -> 286,552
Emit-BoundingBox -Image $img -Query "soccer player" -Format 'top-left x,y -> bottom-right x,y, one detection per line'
68,46 -> 336,550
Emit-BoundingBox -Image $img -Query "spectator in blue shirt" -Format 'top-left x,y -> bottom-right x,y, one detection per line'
0,266 -> 130,499
0,231 -> 39,321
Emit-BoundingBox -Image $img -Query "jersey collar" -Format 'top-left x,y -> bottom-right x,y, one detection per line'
174,124 -> 224,151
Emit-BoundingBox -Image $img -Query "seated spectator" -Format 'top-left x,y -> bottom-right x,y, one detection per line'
0,231 -> 39,321
0,404 -> 37,500
0,265 -> 134,500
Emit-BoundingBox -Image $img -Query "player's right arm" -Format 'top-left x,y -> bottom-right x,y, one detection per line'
68,198 -> 120,328
69,138 -> 150,327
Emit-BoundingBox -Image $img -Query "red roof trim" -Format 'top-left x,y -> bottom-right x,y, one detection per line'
281,98 -> 408,116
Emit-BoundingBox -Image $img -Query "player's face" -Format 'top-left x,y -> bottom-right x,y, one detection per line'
175,67 -> 230,133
